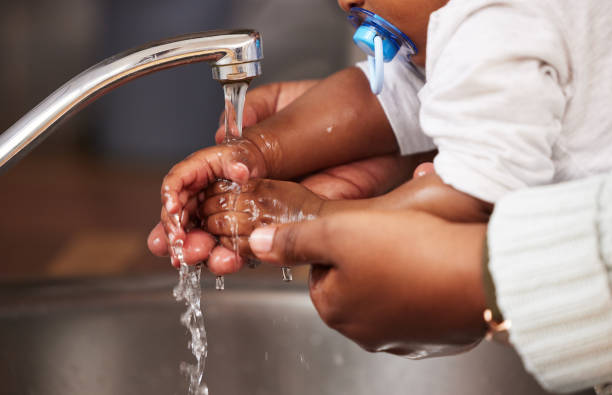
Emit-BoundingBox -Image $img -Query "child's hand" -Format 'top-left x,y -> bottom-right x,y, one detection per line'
202,179 -> 324,259
246,210 -> 487,354
160,138 -> 268,265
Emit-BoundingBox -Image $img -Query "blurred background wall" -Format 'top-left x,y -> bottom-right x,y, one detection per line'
1,0 -> 360,162
0,0 -> 362,280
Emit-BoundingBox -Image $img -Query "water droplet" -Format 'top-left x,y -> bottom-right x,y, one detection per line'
215,275 -> 225,291
281,266 -> 293,282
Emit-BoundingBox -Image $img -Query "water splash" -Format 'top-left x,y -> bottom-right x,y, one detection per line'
172,239 -> 209,395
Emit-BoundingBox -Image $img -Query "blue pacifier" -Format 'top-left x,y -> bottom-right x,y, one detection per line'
348,7 -> 418,95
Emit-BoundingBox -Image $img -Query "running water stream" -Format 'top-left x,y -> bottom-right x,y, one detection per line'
173,80 -> 297,395
172,81 -> 250,395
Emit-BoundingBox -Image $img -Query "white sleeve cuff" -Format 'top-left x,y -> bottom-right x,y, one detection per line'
488,173 -> 612,393
355,61 -> 435,156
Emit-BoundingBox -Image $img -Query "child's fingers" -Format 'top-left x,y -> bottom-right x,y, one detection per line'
221,161 -> 250,185
206,179 -> 260,198
207,245 -> 245,275
184,196 -> 200,227
207,212 -> 255,237
161,148 -> 235,212
201,193 -> 235,217
162,143 -> 264,207
159,195 -> 199,262
201,192 -> 254,218
161,207 -> 184,243
161,159 -> 206,214
206,179 -> 239,196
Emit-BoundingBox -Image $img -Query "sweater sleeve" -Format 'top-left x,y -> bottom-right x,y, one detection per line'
488,172 -> 612,393
420,2 -> 570,203
355,60 -> 435,156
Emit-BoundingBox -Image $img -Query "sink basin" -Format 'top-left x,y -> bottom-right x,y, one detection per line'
0,275 -> 593,395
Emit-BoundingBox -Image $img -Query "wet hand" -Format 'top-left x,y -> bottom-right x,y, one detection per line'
203,179 -> 323,259
247,210 -> 487,354
160,139 -> 268,265
151,80 -> 317,268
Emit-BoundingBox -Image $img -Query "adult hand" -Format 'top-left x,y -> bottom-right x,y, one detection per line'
247,209 -> 487,354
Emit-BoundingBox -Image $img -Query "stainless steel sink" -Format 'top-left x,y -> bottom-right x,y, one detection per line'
0,275 -> 593,395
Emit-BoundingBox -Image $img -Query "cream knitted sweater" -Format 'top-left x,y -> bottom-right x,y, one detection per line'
488,172 -> 612,393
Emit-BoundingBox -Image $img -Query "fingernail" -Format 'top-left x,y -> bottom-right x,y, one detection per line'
416,170 -> 427,177
249,227 -> 276,253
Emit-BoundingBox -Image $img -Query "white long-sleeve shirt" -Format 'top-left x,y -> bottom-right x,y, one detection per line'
361,0 -> 612,392
489,172 -> 612,393
374,0 -> 612,203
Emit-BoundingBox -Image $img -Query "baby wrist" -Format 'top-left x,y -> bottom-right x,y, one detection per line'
242,127 -> 281,178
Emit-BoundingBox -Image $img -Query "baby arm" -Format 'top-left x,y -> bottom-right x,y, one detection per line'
321,171 -> 493,223
238,66 -> 398,180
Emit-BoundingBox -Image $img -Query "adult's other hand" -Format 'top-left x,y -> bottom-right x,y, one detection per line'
247,210 -> 487,354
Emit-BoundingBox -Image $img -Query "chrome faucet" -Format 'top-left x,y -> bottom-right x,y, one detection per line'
0,29 -> 263,170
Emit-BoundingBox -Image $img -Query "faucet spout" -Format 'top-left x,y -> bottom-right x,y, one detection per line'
0,29 -> 263,170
